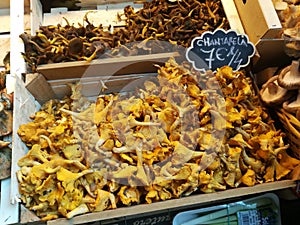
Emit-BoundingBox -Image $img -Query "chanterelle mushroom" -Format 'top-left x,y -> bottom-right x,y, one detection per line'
259,75 -> 294,106
278,60 -> 300,89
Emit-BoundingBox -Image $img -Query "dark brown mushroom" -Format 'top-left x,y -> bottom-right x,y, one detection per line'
0,71 -> 6,90
259,75 -> 294,106
68,37 -> 84,55
1,90 -> 13,110
0,102 -> 13,137
278,60 -> 300,90
0,146 -> 11,180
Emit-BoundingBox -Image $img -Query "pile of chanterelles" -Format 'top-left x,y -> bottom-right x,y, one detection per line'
17,58 -> 299,220
0,52 -> 13,180
19,0 -> 229,71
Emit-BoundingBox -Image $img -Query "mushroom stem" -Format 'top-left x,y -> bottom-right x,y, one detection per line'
291,59 -> 300,74
0,140 -> 10,148
278,59 -> 300,90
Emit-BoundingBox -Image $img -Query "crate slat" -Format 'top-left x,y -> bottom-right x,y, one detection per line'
221,0 -> 244,34
46,180 -> 296,225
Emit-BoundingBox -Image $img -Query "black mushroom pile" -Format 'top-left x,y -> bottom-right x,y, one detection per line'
19,0 -> 229,71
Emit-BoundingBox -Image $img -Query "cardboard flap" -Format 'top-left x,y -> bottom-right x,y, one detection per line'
36,52 -> 181,80
25,73 -> 56,104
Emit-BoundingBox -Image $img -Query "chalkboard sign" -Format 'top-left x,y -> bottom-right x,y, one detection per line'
186,29 -> 255,72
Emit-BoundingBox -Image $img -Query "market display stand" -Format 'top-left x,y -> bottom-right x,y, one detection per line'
0,0 -> 299,225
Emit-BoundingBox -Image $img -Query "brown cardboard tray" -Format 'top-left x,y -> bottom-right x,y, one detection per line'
48,181 -> 295,225
13,54 -> 297,225
35,52 -> 181,80
26,0 -> 244,81
233,0 -> 291,72
9,1 -> 295,224
233,0 -> 282,45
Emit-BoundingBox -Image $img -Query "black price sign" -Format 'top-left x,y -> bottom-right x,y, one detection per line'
186,29 -> 255,72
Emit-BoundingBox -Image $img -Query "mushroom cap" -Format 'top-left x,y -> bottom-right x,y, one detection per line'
278,60 -> 300,90
273,0 -> 288,11
259,75 -> 294,106
0,107 -> 13,136
68,37 -> 84,55
283,90 -> 300,113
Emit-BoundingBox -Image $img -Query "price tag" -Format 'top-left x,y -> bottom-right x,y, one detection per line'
186,29 -> 255,72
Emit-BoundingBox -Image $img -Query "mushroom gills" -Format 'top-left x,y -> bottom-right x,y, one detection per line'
259,75 -> 294,106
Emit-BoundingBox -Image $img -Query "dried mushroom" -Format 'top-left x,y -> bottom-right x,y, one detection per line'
0,51 -> 12,180
259,75 -> 294,106
0,146 -> 11,179
283,89 -> 300,114
260,60 -> 300,117
0,99 -> 13,137
17,58 -> 298,220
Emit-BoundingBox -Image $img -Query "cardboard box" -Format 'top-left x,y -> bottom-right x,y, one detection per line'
233,0 -> 282,45
233,0 -> 290,72
20,0 -> 245,79
25,52 -> 181,102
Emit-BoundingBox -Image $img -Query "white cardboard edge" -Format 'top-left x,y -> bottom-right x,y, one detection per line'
0,178 -> 19,225
172,193 -> 282,225
30,0 -> 43,35
221,0 -> 245,34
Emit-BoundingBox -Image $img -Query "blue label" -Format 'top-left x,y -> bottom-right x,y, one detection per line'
186,29 -> 255,72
